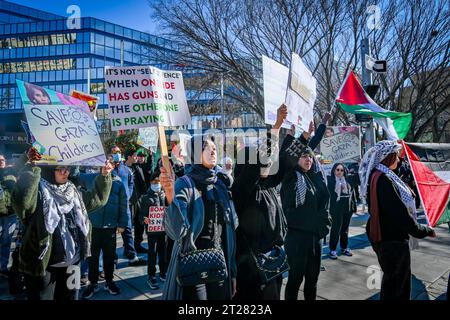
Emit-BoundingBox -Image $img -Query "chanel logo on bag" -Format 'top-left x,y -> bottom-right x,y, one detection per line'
200,272 -> 208,279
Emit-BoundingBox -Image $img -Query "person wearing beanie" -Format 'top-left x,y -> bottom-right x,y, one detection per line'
137,168 -> 168,290
280,139 -> 331,301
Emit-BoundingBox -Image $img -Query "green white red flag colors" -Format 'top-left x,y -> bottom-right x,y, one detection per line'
336,71 -> 412,140
403,142 -> 450,227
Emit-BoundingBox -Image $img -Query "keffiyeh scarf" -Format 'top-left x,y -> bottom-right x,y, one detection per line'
295,171 -> 307,207
376,163 -> 417,217
40,178 -> 89,237
359,140 -> 402,200
335,176 -> 348,201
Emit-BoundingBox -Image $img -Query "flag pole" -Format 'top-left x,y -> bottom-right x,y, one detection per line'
401,140 -> 431,226
157,126 -> 171,174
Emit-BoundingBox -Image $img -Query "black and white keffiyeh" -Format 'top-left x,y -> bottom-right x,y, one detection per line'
295,171 -> 307,207
40,178 -> 89,237
334,176 -> 348,201
376,163 -> 416,216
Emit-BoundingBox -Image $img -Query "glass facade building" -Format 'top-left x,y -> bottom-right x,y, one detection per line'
0,0 -> 263,157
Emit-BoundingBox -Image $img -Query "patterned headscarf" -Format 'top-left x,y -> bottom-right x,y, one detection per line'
359,140 -> 401,199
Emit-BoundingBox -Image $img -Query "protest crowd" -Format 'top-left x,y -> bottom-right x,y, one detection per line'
1,99 -> 445,301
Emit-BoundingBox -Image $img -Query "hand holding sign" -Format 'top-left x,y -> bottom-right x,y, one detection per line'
273,104 -> 288,130
321,111 -> 331,125
308,121 -> 315,135
27,147 -> 42,165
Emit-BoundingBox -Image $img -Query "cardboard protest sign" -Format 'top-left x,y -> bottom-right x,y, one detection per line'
23,104 -> 106,166
137,127 -> 159,149
104,66 -> 191,131
16,80 -> 93,115
16,80 -> 106,166
285,53 -> 316,132
147,206 -> 165,233
262,55 -> 290,129
320,126 -> 361,164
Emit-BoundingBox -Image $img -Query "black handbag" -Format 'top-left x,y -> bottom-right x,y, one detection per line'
177,247 -> 228,287
176,176 -> 228,287
250,245 -> 289,285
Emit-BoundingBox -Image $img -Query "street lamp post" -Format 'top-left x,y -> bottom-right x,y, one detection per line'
220,72 -> 225,133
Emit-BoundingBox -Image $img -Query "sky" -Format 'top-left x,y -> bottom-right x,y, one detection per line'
8,0 -> 161,34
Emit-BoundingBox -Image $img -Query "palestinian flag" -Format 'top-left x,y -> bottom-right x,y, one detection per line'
336,71 -> 412,140
403,142 -> 450,227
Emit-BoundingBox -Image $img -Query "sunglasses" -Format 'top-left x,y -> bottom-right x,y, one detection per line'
55,167 -> 70,174
336,168 -> 344,172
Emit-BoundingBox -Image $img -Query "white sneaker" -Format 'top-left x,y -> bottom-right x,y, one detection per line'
329,251 -> 338,260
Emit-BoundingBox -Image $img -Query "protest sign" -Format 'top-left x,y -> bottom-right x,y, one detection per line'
320,126 -> 361,163
23,104 -> 106,166
285,53 -> 316,132
262,55 -> 290,129
137,126 -> 159,149
147,206 -> 165,233
104,66 -> 191,131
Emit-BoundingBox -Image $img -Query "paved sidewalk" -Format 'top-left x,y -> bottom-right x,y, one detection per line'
1,213 -> 449,300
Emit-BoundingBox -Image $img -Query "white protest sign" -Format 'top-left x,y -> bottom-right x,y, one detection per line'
137,126 -> 159,149
178,133 -> 191,157
24,104 -> 106,166
262,55 -> 290,129
320,126 -> 361,164
285,53 -> 316,132
105,66 -> 191,131
147,206 -> 165,233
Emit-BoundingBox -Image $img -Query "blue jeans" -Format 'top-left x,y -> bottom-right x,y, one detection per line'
0,214 -> 17,271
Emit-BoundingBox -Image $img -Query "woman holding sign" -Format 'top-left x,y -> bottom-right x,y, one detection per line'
232,104 -> 288,300
160,135 -> 238,300
12,148 -> 114,300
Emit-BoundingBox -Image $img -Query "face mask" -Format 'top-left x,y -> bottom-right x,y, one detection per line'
112,153 -> 121,162
150,183 -> 161,193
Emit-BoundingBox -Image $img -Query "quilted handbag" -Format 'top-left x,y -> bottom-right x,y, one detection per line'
176,176 -> 228,287
252,246 -> 289,285
177,247 -> 228,287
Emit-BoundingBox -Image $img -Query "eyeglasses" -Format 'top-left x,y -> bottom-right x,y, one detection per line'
300,155 -> 312,159
55,167 -> 69,174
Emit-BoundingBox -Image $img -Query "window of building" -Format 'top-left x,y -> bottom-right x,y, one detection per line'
105,23 -> 114,34
95,20 -> 105,31
95,33 -> 105,45
115,25 -> 124,36
105,36 -> 114,47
